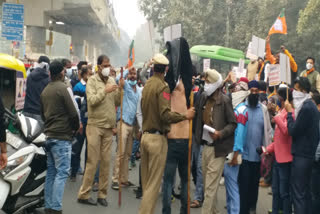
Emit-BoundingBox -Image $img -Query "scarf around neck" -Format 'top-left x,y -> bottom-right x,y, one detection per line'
293,90 -> 312,117
304,67 -> 315,77
232,90 -> 250,109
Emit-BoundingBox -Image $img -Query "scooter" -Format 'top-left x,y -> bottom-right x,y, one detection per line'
0,109 -> 47,214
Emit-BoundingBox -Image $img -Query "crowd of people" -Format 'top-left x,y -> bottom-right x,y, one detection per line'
0,44 -> 320,214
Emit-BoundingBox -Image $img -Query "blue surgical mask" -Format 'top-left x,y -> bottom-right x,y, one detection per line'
128,80 -> 137,86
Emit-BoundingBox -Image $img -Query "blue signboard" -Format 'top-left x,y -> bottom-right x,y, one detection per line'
1,3 -> 24,41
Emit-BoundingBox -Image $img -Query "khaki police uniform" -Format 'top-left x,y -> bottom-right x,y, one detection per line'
139,54 -> 186,214
78,74 -> 120,200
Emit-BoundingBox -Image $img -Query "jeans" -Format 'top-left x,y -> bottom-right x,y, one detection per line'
193,144 -> 204,202
291,156 -> 313,214
311,161 -> 320,214
272,161 -> 292,214
224,163 -> 240,214
131,139 -> 140,163
191,138 -> 200,184
44,139 -> 72,211
162,139 -> 188,214
71,125 -> 86,177
239,160 -> 261,214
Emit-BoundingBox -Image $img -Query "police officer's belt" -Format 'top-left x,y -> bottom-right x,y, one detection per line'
143,129 -> 164,135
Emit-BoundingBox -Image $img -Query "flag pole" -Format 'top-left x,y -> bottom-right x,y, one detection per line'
187,91 -> 194,214
285,55 -> 289,100
118,67 -> 124,207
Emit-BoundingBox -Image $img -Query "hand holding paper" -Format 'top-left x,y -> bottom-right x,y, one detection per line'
202,125 -> 216,144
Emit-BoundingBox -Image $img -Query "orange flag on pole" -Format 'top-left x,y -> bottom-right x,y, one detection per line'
127,40 -> 135,68
268,8 -> 287,36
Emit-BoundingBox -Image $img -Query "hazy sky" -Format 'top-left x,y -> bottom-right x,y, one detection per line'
112,0 -> 147,38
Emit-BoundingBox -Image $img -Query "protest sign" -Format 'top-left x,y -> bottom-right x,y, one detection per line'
280,53 -> 291,85
268,64 -> 281,86
246,42 -> 258,60
203,59 -> 210,72
252,35 -> 266,58
163,24 -> 182,43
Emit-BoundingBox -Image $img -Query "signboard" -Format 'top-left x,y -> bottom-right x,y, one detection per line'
237,59 -> 246,78
246,42 -> 256,60
1,3 -> 24,41
232,67 -> 247,79
252,35 -> 266,58
164,24 -> 182,43
280,53 -> 291,85
203,59 -> 211,72
15,71 -> 26,111
268,64 -> 281,86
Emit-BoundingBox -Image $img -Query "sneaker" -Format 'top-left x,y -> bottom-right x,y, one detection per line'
129,165 -> 132,171
172,190 -> 180,199
112,182 -> 119,190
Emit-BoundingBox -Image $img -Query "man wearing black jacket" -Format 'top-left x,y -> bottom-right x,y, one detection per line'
0,96 -> 7,169
311,93 -> 320,214
24,56 -> 50,123
285,77 -> 320,214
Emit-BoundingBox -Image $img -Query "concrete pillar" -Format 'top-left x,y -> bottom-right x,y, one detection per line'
26,26 -> 46,54
87,42 -> 94,64
93,44 -> 98,65
72,35 -> 85,61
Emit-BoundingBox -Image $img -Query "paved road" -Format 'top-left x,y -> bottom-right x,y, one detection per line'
36,140 -> 272,214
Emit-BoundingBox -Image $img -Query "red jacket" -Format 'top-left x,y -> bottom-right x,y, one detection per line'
267,108 -> 294,163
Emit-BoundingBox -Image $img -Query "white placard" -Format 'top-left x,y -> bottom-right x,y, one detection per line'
280,53 -> 291,85
163,24 -> 182,43
202,125 -> 216,144
251,35 -> 266,58
203,59 -> 211,72
246,42 -> 258,60
268,64 -> 281,86
237,59 -> 247,78
232,67 -> 247,79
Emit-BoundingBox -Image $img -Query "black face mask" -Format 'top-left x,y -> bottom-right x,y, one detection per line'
248,94 -> 259,107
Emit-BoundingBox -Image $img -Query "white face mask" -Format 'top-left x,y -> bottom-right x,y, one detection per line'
293,90 -> 311,117
306,63 -> 313,70
204,75 -> 222,96
66,68 -> 73,78
101,67 -> 110,77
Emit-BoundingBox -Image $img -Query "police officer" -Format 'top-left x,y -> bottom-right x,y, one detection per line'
138,54 -> 195,214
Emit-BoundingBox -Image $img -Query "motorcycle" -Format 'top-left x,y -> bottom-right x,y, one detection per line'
0,109 -> 47,214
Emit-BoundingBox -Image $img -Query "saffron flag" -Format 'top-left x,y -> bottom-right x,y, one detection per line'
268,8 -> 287,36
127,40 -> 135,68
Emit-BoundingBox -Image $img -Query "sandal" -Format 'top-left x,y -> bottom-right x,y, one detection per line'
121,181 -> 136,188
190,200 -> 202,208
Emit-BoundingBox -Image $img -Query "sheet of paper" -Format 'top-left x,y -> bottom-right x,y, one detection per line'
202,125 -> 215,144
280,53 -> 291,85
